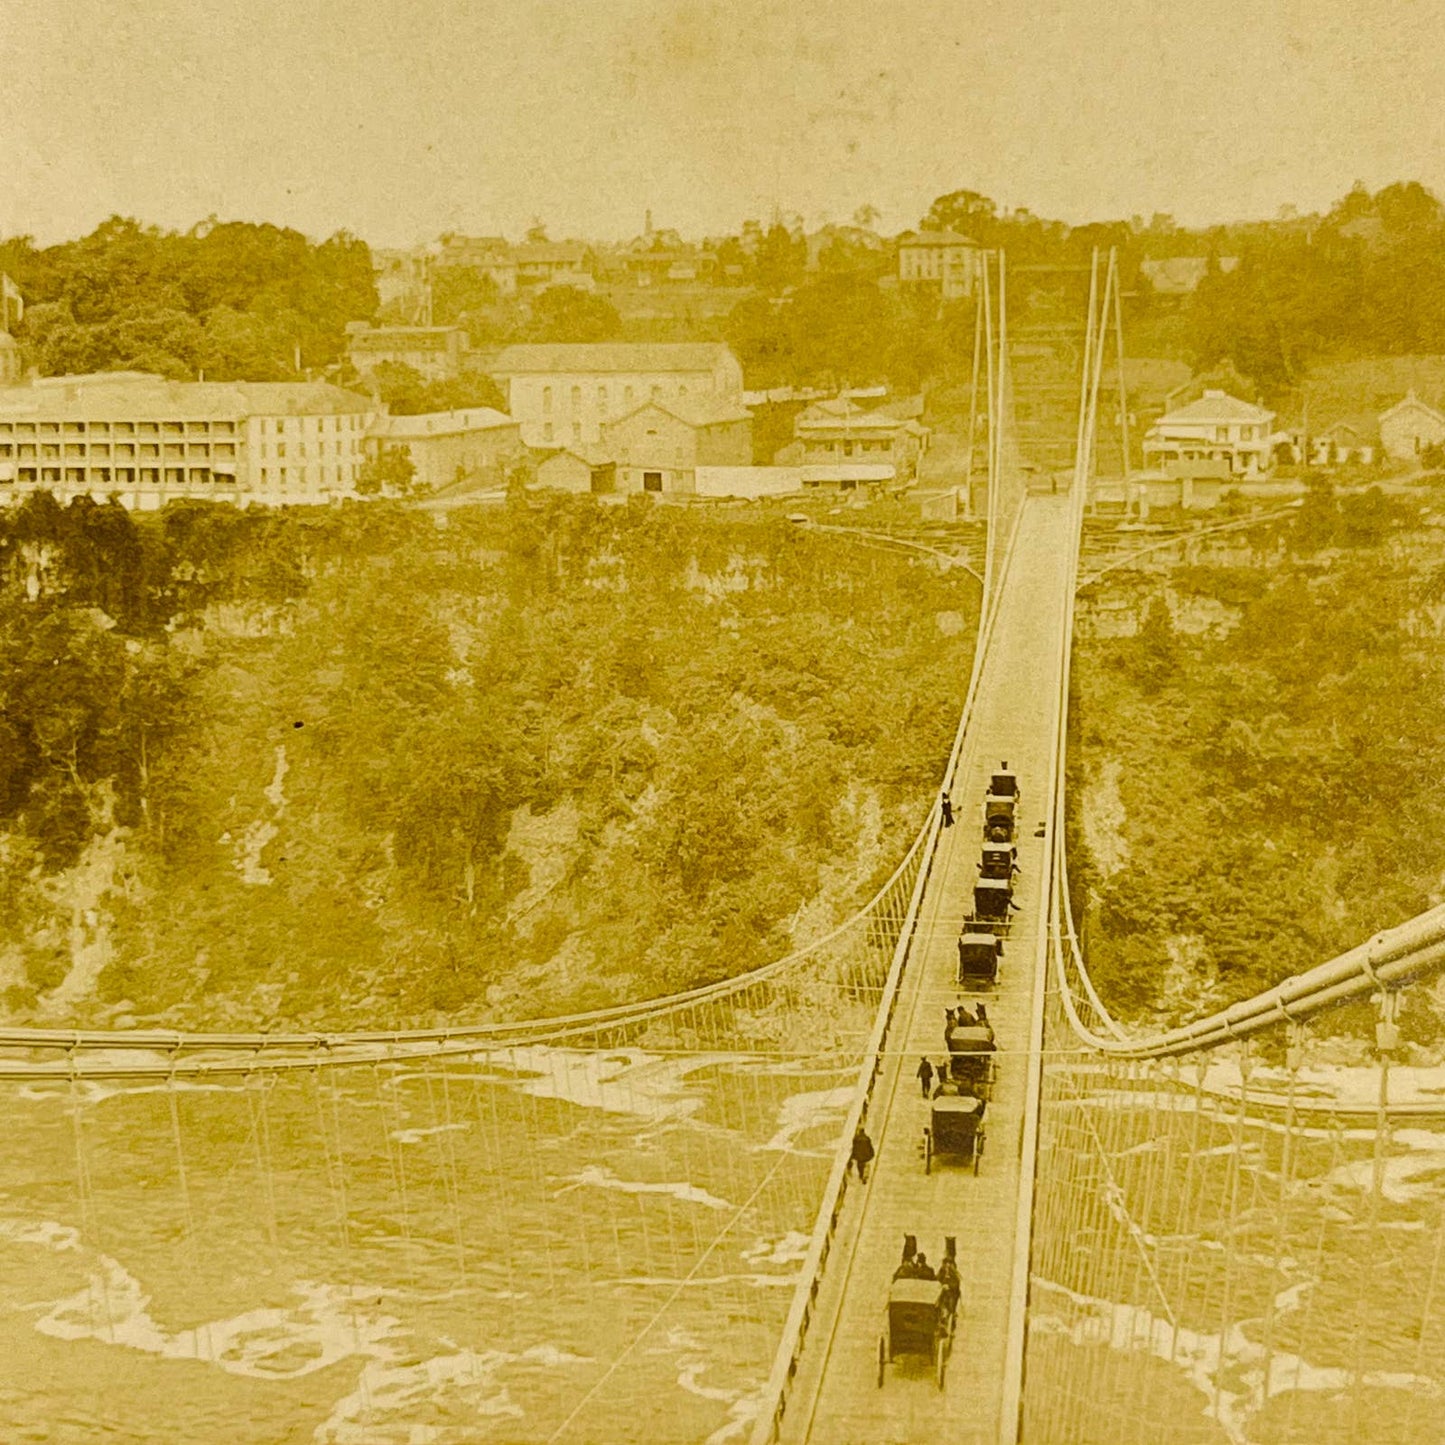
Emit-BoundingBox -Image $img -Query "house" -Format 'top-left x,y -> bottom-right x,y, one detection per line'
372,248 -> 430,312
1142,390 -> 1275,476
535,448 -> 617,494
601,396 -> 753,494
0,372 -> 375,511
434,234 -> 519,294
621,223 -> 717,286
346,323 -> 471,382
1276,415 -> 1379,467
366,407 -> 524,492
488,342 -> 745,449
897,230 -> 983,301
793,397 -> 928,479
1378,391 -> 1445,461
513,242 -> 593,290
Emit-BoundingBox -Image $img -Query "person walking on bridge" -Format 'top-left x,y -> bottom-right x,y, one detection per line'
851,1125 -> 875,1182
916,1057 -> 934,1097
941,791 -> 954,828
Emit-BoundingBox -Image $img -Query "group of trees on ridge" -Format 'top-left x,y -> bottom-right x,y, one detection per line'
10,181 -> 1445,402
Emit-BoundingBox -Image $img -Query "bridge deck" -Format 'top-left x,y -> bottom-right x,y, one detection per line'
777,493 -> 1074,1445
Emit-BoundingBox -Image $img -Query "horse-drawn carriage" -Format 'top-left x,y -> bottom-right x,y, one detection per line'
983,765 -> 1019,845
983,792 -> 1015,844
946,1021 -> 996,1098
989,765 -> 1019,801
923,1091 -> 985,1175
957,929 -> 1003,986
972,877 -> 1015,931
979,842 -> 1018,881
877,1279 -> 953,1389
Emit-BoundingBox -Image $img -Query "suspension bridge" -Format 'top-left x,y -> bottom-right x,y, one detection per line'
3,253 -> 1445,1444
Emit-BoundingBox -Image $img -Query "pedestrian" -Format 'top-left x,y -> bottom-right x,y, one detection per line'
851,1125 -> 875,1182
976,1002 -> 989,1027
916,1056 -> 934,1098
941,791 -> 954,828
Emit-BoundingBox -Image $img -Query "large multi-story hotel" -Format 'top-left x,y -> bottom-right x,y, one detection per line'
0,372 -> 378,510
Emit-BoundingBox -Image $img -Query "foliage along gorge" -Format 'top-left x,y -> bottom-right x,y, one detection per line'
0,492 -> 979,1029
1069,483 -> 1445,1047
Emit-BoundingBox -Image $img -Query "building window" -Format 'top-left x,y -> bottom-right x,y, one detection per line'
571,384 -> 582,409
543,422 -> 554,443
117,468 -> 135,483
542,386 -> 553,413
597,385 -> 607,411
165,468 -> 184,484
643,471 -> 663,492
277,443 -> 286,458
65,468 -> 85,483
572,422 -> 582,443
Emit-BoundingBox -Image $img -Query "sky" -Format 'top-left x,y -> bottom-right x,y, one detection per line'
3,0 -> 1445,248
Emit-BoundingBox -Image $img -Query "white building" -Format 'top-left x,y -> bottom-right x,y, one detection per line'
0,373 -> 376,511
897,230 -> 982,300
1378,390 -> 1445,461
487,342 -> 745,448
1142,390 -> 1276,476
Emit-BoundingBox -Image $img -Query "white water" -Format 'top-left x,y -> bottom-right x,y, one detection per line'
1032,1276 -> 1439,1445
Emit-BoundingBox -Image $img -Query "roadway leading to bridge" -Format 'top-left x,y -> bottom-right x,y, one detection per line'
777,491 -> 1075,1445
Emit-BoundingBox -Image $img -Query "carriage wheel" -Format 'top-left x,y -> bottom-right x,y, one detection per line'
877,1335 -> 886,1387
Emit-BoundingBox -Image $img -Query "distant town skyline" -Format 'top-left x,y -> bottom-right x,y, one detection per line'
5,0 -> 1445,249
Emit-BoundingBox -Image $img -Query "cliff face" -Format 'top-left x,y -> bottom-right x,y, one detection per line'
0,493 -> 979,1031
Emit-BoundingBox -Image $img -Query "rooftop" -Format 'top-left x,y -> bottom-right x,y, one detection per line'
0,373 -> 374,419
372,407 -> 517,439
898,229 -> 980,249
488,342 -> 739,376
606,395 -> 753,430
797,398 -> 917,431
1154,390 -> 1275,426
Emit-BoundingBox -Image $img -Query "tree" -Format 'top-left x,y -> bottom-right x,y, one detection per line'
368,360 -> 506,416
525,286 -> 622,343
922,190 -> 999,243
754,223 -> 807,295
356,445 -> 418,497
432,265 -> 499,325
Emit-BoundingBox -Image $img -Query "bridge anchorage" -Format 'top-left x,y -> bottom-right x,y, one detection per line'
3,250 -> 1444,1445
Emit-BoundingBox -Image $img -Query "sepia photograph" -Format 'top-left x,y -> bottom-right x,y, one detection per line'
2,2 -> 1444,1440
